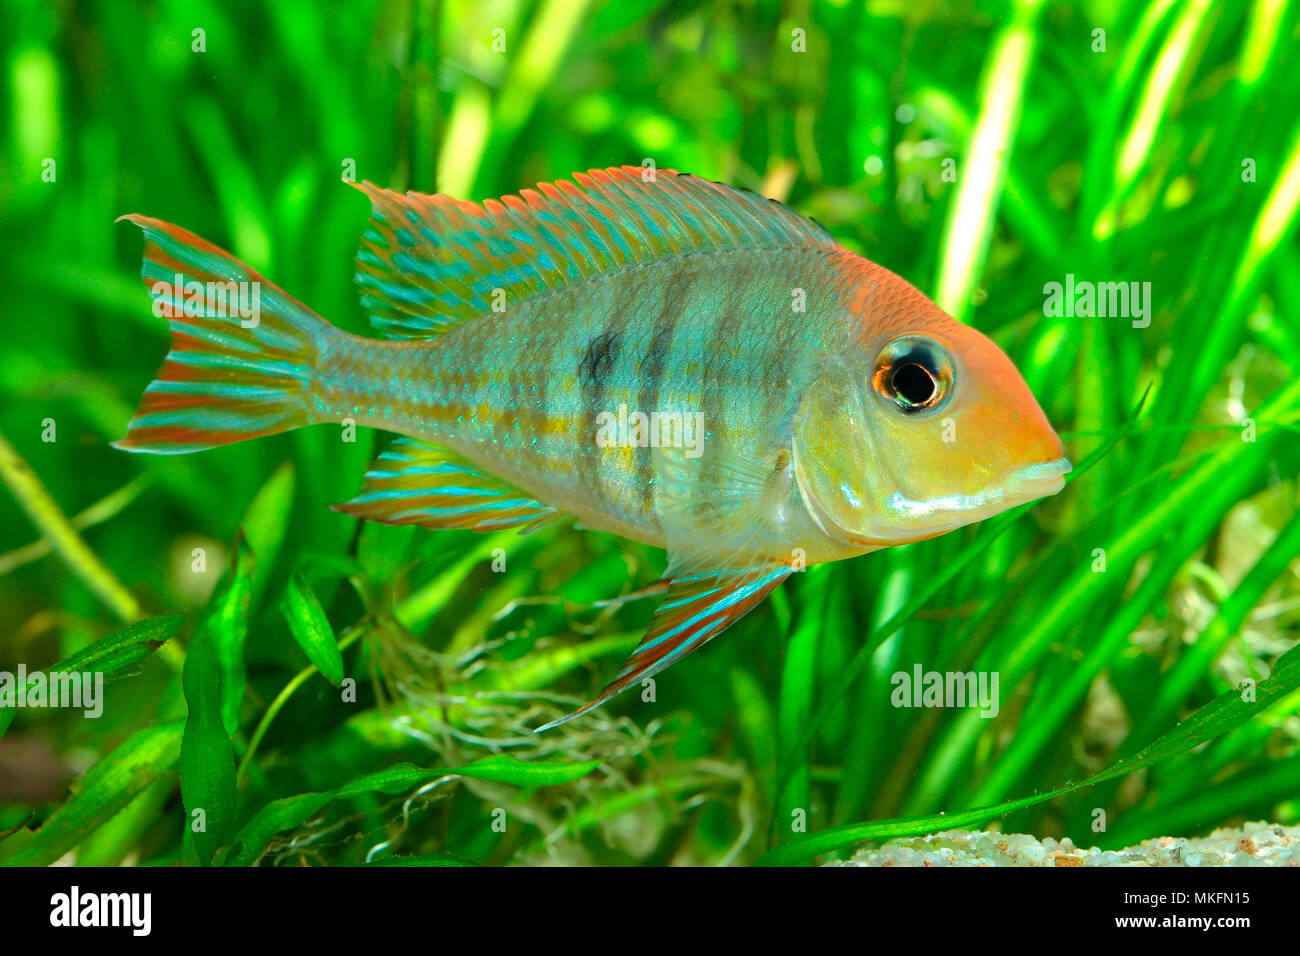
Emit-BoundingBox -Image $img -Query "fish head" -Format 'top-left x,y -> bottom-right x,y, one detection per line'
794,285 -> 1069,548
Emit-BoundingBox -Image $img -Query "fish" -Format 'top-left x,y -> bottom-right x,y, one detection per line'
115,165 -> 1070,732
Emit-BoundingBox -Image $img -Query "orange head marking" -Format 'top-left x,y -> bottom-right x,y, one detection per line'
794,256 -> 1069,548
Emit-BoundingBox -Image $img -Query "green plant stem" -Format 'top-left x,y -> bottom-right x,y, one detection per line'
237,625 -> 368,782
0,426 -> 140,623
933,0 -> 1045,320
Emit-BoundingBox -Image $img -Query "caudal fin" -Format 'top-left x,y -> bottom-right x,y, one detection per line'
114,215 -> 332,454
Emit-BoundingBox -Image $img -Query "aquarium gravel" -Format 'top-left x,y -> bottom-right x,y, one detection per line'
833,821 -> 1300,867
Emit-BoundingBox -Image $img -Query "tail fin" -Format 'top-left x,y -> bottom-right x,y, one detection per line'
114,215 -> 332,454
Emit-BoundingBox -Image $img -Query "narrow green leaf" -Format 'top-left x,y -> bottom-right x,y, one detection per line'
447,754 -> 602,787
205,535 -> 254,736
1,721 -> 182,866
281,572 -> 344,686
933,0 -> 1045,320
50,612 -> 185,678
223,792 -> 334,867
180,633 -> 237,866
0,613 -> 184,741
75,774 -> 178,866
362,852 -> 479,867
240,461 -> 295,600
357,520 -> 417,587
774,570 -> 824,851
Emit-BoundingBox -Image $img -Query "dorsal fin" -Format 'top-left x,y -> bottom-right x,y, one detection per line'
352,166 -> 835,340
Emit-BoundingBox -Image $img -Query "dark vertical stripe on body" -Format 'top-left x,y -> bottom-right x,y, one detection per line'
578,327 -> 621,400
699,267 -> 749,497
576,288 -> 628,499
636,269 -> 689,511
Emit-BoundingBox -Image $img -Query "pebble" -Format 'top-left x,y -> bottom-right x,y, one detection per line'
833,821 -> 1300,867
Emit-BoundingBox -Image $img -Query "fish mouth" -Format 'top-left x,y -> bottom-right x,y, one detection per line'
1007,456 -> 1072,498
873,456 -> 1071,536
824,456 -> 1074,548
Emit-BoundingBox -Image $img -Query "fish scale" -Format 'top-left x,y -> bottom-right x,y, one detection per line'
318,250 -> 836,543
114,166 -> 1068,730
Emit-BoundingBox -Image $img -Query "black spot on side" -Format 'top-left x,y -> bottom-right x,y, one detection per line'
579,329 -> 621,391
577,324 -> 622,500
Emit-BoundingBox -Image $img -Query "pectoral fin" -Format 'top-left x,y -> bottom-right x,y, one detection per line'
534,563 -> 790,732
654,443 -> 796,577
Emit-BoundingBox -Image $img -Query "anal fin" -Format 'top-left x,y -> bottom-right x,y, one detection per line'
333,437 -> 558,533
534,563 -> 790,732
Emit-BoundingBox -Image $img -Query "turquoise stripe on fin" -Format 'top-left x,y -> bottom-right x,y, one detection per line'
533,563 -> 791,732
332,437 -> 559,534
348,166 -> 835,341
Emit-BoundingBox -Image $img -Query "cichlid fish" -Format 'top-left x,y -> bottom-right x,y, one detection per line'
116,166 -> 1070,731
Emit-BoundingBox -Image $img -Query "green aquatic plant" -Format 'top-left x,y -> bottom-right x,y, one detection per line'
1,0 -> 1298,866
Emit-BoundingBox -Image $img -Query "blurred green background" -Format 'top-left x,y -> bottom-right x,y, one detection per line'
1,0 -> 1298,866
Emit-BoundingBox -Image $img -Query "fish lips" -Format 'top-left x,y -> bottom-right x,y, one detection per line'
1006,456 -> 1073,499
863,455 -> 1073,544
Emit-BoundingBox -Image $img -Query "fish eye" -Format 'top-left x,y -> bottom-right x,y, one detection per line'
872,335 -> 954,414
